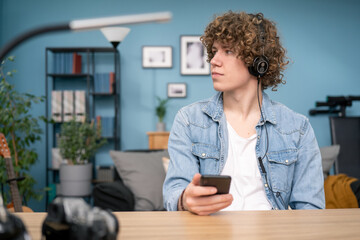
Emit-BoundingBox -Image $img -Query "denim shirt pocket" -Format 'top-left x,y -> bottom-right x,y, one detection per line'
192,143 -> 220,175
267,149 -> 298,193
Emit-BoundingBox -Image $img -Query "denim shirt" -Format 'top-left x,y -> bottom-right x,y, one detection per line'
163,92 -> 325,211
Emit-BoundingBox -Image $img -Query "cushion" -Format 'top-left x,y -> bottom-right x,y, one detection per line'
320,145 -> 340,179
162,157 -> 170,173
109,150 -> 169,211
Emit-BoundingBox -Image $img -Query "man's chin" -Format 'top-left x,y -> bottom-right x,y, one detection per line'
212,83 -> 224,92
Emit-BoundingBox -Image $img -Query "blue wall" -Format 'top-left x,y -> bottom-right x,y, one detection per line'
1,0 -> 360,211
0,1 -> 3,46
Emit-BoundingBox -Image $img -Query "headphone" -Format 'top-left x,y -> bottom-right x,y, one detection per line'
250,14 -> 286,209
248,14 -> 269,78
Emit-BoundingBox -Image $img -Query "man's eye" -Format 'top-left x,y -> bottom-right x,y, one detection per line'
225,50 -> 233,54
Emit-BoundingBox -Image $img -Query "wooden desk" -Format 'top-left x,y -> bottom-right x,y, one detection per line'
15,209 -> 360,240
146,131 -> 170,149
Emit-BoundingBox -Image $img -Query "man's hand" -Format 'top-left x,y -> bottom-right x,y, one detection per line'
180,173 -> 233,216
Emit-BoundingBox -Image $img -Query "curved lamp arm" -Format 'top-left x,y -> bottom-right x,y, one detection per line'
0,11 -> 172,60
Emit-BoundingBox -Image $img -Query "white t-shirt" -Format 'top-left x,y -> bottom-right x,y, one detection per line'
221,121 -> 272,211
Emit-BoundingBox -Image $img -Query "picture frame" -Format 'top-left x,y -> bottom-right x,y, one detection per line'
142,46 -> 172,68
180,35 -> 210,75
167,83 -> 187,98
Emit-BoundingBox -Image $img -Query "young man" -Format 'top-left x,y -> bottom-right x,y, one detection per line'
163,11 -> 325,215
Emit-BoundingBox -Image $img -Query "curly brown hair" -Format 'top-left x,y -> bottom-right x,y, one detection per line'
200,11 -> 289,91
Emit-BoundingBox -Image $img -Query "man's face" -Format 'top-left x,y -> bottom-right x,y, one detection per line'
210,42 -> 254,93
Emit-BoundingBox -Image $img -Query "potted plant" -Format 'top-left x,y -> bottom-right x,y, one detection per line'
58,118 -> 106,196
0,57 -> 46,205
155,96 -> 169,132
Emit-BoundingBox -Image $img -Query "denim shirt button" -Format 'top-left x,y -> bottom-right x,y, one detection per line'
257,135 -> 260,139
202,153 -> 206,157
264,184 -> 268,188
285,160 -> 289,164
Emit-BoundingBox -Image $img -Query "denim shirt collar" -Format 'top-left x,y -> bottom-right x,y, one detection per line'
201,92 -> 224,122
260,92 -> 277,125
202,91 -> 277,125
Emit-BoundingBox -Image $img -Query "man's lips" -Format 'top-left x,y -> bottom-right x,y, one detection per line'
212,72 -> 223,77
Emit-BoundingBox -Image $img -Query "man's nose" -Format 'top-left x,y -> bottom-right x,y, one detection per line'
210,53 -> 221,66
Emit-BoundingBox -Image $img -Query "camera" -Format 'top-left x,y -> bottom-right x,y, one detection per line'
42,197 -> 119,240
0,196 -> 30,240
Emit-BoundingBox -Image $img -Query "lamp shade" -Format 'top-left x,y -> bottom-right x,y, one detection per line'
101,27 -> 130,48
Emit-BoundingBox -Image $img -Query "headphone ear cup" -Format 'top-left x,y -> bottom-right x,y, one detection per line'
249,55 -> 269,77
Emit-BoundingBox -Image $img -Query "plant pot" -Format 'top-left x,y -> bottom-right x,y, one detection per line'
59,163 -> 92,197
156,122 -> 166,132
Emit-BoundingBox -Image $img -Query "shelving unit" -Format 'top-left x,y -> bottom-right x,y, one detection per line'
45,47 -> 121,205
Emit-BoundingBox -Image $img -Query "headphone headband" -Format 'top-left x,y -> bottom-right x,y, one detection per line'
248,13 -> 269,78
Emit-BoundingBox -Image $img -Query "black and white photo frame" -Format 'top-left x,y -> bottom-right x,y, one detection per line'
180,35 -> 210,75
142,46 -> 172,68
167,83 -> 187,98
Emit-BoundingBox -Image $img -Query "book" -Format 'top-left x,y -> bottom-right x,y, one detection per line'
96,116 -> 102,128
109,72 -> 115,94
63,90 -> 74,121
75,90 -> 86,122
72,53 -> 82,74
51,90 -> 62,122
98,116 -> 115,138
94,73 -> 111,93
51,148 -> 63,169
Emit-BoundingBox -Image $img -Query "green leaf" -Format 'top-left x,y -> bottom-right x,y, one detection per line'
0,57 -> 45,204
155,96 -> 169,122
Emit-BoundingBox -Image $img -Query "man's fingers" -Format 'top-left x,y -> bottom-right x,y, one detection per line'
187,185 -> 217,197
186,194 -> 233,207
189,196 -> 233,215
191,173 -> 202,186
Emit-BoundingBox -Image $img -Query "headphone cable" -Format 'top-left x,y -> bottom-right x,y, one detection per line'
257,76 -> 269,161
256,76 -> 286,209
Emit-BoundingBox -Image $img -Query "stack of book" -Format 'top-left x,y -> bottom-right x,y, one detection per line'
94,72 -> 115,93
53,52 -> 82,74
96,116 -> 115,138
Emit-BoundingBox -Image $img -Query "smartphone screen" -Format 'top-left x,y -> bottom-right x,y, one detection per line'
200,175 -> 231,194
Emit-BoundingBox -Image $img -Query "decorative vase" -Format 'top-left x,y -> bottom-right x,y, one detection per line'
59,163 -> 92,197
156,122 -> 166,132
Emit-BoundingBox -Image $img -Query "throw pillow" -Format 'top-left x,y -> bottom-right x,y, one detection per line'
110,150 -> 169,211
320,145 -> 340,179
162,157 -> 170,173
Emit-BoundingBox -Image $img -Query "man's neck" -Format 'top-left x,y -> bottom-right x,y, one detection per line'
223,84 -> 262,119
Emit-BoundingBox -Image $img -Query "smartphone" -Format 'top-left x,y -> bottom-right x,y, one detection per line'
200,175 -> 231,194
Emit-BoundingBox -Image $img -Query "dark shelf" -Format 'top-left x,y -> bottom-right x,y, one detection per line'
91,92 -> 117,97
47,168 -> 59,171
45,47 -> 121,208
47,73 -> 91,78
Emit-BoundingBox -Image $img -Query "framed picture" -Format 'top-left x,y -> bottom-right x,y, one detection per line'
167,83 -> 187,98
142,46 -> 172,68
180,35 -> 210,75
